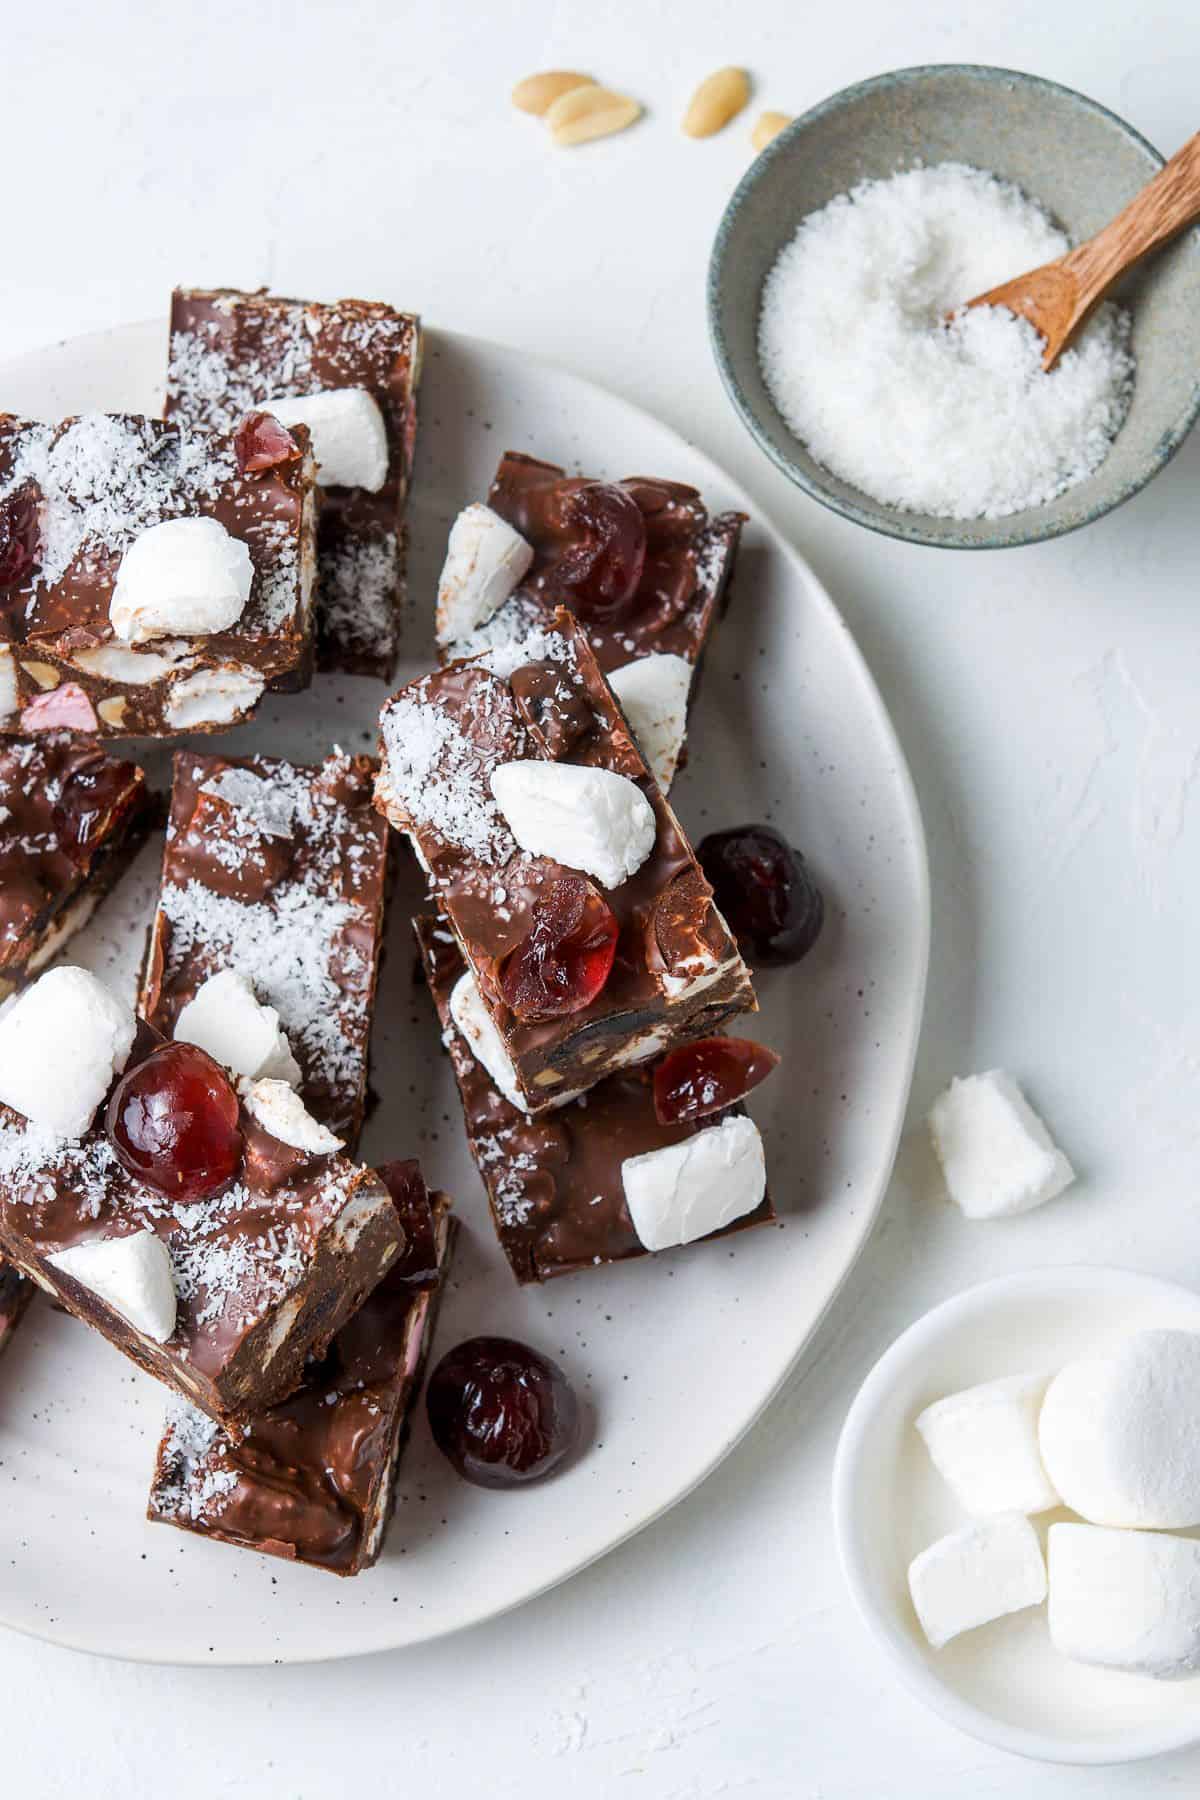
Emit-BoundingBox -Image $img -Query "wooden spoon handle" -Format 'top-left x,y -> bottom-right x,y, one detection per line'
1066,131 -> 1200,300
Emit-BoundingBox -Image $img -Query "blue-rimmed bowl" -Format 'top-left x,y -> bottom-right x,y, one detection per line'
708,64 -> 1200,549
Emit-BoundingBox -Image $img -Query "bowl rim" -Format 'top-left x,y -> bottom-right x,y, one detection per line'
707,62 -> 1200,551
831,1263 -> 1200,1765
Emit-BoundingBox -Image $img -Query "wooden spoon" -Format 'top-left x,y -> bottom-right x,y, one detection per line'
960,131 -> 1200,369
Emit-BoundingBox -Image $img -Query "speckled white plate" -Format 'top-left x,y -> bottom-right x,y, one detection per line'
0,322 -> 928,1664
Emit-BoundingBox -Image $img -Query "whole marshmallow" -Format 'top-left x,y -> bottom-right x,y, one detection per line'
239,1077 -> 342,1155
436,505 -> 534,646
928,1070 -> 1075,1220
262,389 -> 388,491
491,761 -> 656,889
916,1372 -> 1060,1517
174,970 -> 301,1086
607,654 -> 692,791
50,1229 -> 177,1344
110,517 -> 253,644
0,966 -> 136,1138
621,1114 -> 766,1252
1039,1330 -> 1200,1528
1048,1523 -> 1200,1679
908,1513 -> 1047,1650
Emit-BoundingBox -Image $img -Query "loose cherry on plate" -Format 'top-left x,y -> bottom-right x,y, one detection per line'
425,1336 -> 580,1489
0,483 -> 42,588
698,823 -> 824,966
234,411 -> 303,477
553,481 -> 647,624
653,1035 -> 780,1126
107,1042 -> 243,1202
498,875 -> 618,1022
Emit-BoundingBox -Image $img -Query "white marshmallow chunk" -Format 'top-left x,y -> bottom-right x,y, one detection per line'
1038,1329 -> 1200,1528
50,1228 -> 177,1344
0,644 -> 18,719
916,1372 -> 1060,1516
1048,1523 -> 1200,1680
239,1077 -> 342,1155
908,1513 -> 1047,1651
491,760 -> 656,889
622,1114 -> 766,1252
608,654 -> 692,791
164,665 -> 264,729
928,1070 -> 1075,1220
449,970 -> 529,1113
262,389 -> 388,492
174,970 -> 301,1086
435,504 -> 534,646
0,966 -> 136,1138
110,517 -> 253,644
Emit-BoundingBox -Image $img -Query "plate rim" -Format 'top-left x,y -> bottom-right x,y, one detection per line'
0,320 -> 931,1665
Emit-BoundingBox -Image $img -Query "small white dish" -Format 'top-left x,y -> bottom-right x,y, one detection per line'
833,1266 -> 1200,1765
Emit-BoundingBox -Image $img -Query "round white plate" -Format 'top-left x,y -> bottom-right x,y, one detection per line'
0,323 -> 928,1664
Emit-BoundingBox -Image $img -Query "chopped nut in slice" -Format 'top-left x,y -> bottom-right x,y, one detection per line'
683,67 -> 750,139
97,696 -> 128,729
546,85 -> 642,149
751,110 -> 792,152
22,661 -> 61,690
512,71 -> 595,116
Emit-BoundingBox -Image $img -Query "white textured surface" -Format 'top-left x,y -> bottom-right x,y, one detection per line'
3,0 -> 1200,1794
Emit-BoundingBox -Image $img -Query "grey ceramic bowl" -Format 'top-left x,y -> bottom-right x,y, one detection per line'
708,64 -> 1200,549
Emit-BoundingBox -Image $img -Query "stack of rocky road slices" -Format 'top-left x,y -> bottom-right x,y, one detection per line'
0,284 -> 820,1572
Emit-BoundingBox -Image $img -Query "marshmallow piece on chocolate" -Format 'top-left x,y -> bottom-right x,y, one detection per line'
436,505 -> 534,647
174,971 -> 301,1087
0,966 -> 136,1138
239,1077 -> 342,1155
908,1513 -> 1047,1650
50,1229 -> 177,1344
449,969 -> 530,1113
928,1070 -> 1075,1219
916,1372 -> 1060,1517
110,517 -> 253,644
0,646 -> 17,720
165,665 -> 265,729
262,389 -> 388,492
491,761 -> 656,889
608,655 -> 692,791
1048,1524 -> 1200,1679
621,1114 -> 766,1252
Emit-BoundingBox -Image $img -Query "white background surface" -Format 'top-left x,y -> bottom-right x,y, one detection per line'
3,0 -> 1200,1793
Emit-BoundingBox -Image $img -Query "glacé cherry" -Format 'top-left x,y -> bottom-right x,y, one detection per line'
426,1336 -> 580,1489
234,410 -> 303,477
0,483 -> 41,589
554,481 -> 647,624
653,1035 -> 780,1126
106,1042 -> 243,1202
498,875 -> 618,1022
53,756 -> 138,859
698,824 -> 824,966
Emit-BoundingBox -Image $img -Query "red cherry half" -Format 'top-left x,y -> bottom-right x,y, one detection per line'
498,876 -> 618,1022
234,410 -> 303,477
554,482 -> 647,624
106,1042 -> 243,1202
0,483 -> 42,588
653,1036 -> 780,1126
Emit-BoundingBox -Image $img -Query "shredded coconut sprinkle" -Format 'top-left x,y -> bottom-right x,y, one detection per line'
758,163 -> 1135,521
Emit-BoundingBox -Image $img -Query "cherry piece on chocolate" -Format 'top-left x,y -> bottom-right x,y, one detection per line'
553,481 -> 647,624
698,824 -> 824,966
498,875 -> 618,1022
426,1336 -> 580,1489
234,411 -> 303,478
509,659 -> 594,759
107,1042 -> 243,1202
653,1035 -> 780,1125
52,755 -> 138,860
0,483 -> 42,589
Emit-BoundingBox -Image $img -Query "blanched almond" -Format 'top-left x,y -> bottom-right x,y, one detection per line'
22,661 -> 60,690
683,67 -> 750,139
512,71 -> 595,116
97,696 -> 128,728
751,110 -> 792,152
546,85 -> 642,148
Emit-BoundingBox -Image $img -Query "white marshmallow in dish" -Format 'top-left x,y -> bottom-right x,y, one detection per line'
174,970 -> 301,1087
908,1512 -> 1047,1651
436,504 -> 534,646
916,1372 -> 1059,1516
621,1114 -> 766,1252
1048,1523 -> 1200,1680
238,1077 -> 342,1156
50,1229 -> 177,1344
608,654 -> 692,791
262,389 -> 388,491
1038,1329 -> 1200,1528
491,761 -> 656,889
110,517 -> 253,644
928,1070 -> 1075,1220
0,966 -> 135,1138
